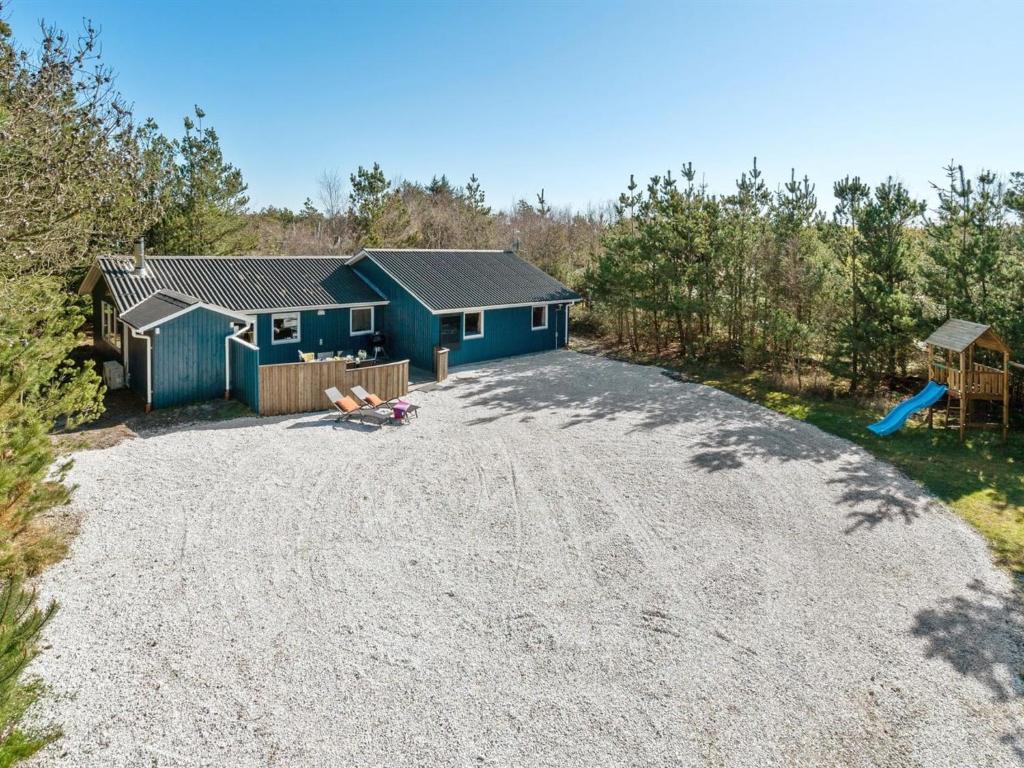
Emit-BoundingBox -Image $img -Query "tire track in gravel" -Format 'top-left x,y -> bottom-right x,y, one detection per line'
502,436 -> 526,594
178,435 -> 273,762
28,352 -> 1024,768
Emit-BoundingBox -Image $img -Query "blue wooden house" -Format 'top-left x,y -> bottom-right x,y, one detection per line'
80,248 -> 580,411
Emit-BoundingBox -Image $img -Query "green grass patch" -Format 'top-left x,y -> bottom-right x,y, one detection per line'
693,365 -> 1024,577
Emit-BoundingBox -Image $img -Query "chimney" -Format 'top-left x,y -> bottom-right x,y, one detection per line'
133,238 -> 147,276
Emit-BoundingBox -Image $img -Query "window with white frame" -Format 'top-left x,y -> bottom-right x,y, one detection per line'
463,310 -> 483,339
271,312 -> 300,343
350,306 -> 374,335
101,300 -> 122,350
531,304 -> 548,330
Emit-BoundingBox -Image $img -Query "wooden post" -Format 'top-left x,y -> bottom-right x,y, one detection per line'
959,349 -> 967,441
1004,350 -> 1010,442
433,346 -> 449,383
926,343 -> 934,429
967,344 -> 975,429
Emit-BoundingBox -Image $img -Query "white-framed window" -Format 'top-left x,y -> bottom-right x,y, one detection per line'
271,312 -> 301,344
101,300 -> 122,350
350,306 -> 374,336
463,310 -> 484,339
531,304 -> 548,330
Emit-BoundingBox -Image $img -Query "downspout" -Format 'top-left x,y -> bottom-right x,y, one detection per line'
224,321 -> 254,400
122,323 -> 130,384
129,327 -> 153,412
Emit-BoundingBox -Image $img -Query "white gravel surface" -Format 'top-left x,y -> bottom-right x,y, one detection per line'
30,350 -> 1024,767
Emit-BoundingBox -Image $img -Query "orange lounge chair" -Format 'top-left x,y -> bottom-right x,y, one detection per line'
350,385 -> 419,422
323,387 -> 389,428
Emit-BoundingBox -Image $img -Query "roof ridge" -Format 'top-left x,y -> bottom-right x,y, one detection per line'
362,248 -> 510,253
100,254 -> 354,260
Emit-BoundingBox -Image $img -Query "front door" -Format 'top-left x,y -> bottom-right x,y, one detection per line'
439,314 -> 461,349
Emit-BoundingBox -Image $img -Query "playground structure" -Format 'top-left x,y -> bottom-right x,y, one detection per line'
925,319 -> 1011,441
867,319 -> 1012,440
867,380 -> 947,437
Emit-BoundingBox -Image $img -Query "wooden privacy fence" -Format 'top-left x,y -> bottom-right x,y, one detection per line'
256,358 -> 409,416
345,360 -> 410,405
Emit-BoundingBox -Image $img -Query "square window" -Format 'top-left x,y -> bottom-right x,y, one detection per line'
531,305 -> 548,330
351,307 -> 374,335
101,301 -> 122,350
272,312 -> 300,343
464,311 -> 483,338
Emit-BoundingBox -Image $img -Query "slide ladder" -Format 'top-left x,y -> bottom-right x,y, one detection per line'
867,381 -> 948,437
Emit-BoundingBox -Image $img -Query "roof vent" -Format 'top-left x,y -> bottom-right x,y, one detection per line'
133,238 -> 147,276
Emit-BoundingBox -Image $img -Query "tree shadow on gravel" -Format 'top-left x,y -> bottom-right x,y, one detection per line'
911,579 -> 1024,706
457,352 -> 930,532
454,351 -> 757,434
686,422 -> 925,530
831,464 -> 924,532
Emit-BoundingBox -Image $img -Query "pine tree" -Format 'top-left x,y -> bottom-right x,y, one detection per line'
832,175 -> 871,389
426,174 -> 454,198
464,174 -> 490,215
536,189 -> 551,217
924,163 -> 1012,332
768,170 -> 824,383
0,19 -> 163,277
348,163 -> 414,248
146,107 -> 255,255
0,578 -> 59,763
720,158 -> 770,359
857,179 -> 925,383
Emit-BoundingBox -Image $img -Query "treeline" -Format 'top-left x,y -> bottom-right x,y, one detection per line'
247,170 -> 605,285
586,161 -> 1024,392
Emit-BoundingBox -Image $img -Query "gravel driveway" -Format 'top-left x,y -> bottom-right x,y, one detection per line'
30,350 -> 1024,767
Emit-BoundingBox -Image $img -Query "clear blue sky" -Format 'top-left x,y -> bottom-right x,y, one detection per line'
7,0 -> 1024,213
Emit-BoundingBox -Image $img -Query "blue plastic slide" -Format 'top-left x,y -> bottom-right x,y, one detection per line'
867,380 -> 948,436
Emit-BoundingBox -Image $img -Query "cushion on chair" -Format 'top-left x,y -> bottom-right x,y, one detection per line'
366,394 -> 384,407
335,396 -> 360,413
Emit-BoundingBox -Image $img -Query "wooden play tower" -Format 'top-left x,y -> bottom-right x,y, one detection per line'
925,319 -> 1011,441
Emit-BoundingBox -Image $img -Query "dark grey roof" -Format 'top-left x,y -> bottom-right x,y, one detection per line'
924,319 -> 1008,353
96,257 -> 385,313
119,290 -> 200,329
357,249 -> 581,312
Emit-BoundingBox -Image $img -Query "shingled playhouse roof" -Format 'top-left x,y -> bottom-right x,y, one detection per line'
351,249 -> 581,313
85,256 -> 387,314
924,319 -> 1010,354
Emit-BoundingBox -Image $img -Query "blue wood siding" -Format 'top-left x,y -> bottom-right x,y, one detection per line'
446,304 -> 570,367
254,307 -> 380,365
150,307 -> 237,409
126,331 -> 149,400
353,260 -> 437,369
228,339 -> 259,411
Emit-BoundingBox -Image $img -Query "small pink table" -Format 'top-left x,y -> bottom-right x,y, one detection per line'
391,400 -> 419,424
